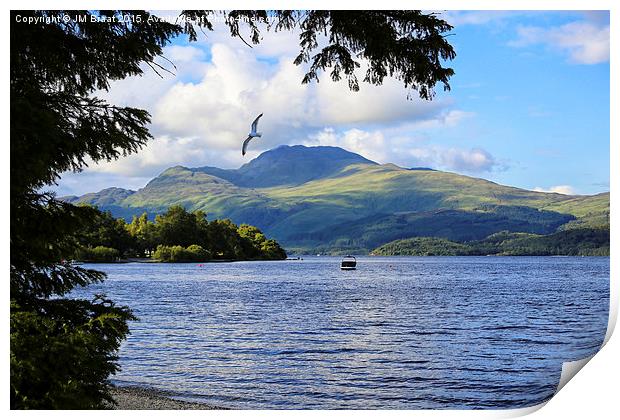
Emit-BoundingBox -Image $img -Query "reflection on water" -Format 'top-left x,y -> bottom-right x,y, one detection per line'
72,256 -> 609,409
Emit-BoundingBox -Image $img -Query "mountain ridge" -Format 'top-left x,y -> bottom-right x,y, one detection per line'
195,145 -> 376,188
61,145 -> 610,252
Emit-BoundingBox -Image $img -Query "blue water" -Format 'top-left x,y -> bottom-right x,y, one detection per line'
71,256 -> 609,409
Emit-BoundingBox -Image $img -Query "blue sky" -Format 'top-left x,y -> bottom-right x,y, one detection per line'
438,11 -> 610,195
54,10 -> 610,197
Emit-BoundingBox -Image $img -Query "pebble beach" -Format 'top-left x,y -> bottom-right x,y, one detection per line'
109,387 -> 226,410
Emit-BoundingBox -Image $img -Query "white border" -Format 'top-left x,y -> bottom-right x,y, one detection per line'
3,1 -> 616,418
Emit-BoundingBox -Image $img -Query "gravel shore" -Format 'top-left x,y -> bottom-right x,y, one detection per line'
109,386 -> 227,410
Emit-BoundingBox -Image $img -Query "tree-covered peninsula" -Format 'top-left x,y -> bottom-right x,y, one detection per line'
74,205 -> 287,262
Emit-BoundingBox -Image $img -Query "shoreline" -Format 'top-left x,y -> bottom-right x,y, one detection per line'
108,386 -> 228,410
75,255 -> 610,264
76,258 -> 256,264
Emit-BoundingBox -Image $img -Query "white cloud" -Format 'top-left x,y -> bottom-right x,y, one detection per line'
304,128 -> 390,164
400,109 -> 474,131
511,20 -> 609,64
98,40 -> 457,176
408,146 -> 499,173
442,11 -> 609,65
188,16 -> 304,59
95,44 -> 209,111
533,185 -> 576,195
154,41 -> 447,132
303,127 -> 499,174
57,23 -> 475,194
82,134 -> 251,177
166,45 -> 206,62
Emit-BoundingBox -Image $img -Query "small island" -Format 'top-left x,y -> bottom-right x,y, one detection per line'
73,204 -> 287,263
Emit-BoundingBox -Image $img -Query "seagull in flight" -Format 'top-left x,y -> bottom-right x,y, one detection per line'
242,113 -> 263,156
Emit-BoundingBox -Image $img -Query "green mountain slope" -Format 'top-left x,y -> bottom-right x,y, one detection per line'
60,145 -> 609,253
290,206 -> 575,251
541,192 -> 610,230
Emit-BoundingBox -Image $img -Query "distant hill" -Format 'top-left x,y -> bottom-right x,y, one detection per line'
64,187 -> 135,207
372,228 -> 610,257
61,187 -> 150,220
60,145 -> 610,254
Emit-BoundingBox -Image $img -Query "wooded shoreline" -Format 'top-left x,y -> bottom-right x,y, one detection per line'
75,258 -> 239,264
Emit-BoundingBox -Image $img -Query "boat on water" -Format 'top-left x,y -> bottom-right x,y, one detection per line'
340,255 -> 357,270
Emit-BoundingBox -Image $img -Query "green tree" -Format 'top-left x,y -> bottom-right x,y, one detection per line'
153,206 -> 212,248
154,244 -> 212,262
127,212 -> 159,256
207,219 -> 244,259
186,244 -> 211,261
260,239 -> 288,260
194,209 -> 211,246
75,206 -> 135,258
10,10 -> 180,408
75,246 -> 121,262
237,224 -> 267,259
154,205 -> 200,247
11,9 -> 455,408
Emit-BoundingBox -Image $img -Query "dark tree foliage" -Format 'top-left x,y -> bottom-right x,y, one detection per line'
73,205 -> 287,261
11,9 -> 455,408
127,212 -> 159,256
154,205 -> 206,248
10,10 -> 180,409
371,228 -> 610,257
10,296 -> 133,409
146,207 -> 286,261
75,206 -> 135,257
182,10 -> 455,99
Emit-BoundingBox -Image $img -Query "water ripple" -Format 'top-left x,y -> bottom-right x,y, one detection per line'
71,256 -> 609,409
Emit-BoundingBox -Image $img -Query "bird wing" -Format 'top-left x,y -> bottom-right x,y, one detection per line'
242,136 -> 253,156
251,113 -> 263,132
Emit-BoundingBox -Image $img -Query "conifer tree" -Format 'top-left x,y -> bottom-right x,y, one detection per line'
10,10 -> 455,408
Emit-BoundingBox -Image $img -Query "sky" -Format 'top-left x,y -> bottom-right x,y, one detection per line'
53,10 -> 610,197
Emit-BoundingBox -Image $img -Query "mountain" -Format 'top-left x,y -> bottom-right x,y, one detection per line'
64,187 -> 135,206
291,206 -> 575,251
61,145 -> 610,253
195,145 -> 376,187
62,187 -> 151,221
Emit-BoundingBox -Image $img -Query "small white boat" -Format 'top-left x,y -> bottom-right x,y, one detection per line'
340,255 -> 357,270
